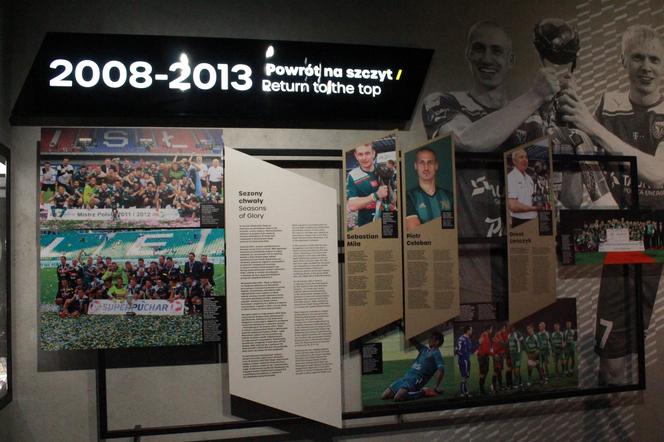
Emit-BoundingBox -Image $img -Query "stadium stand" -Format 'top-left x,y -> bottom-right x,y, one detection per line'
41,230 -> 224,262
41,128 -> 223,154
40,232 -> 107,258
204,229 -> 226,255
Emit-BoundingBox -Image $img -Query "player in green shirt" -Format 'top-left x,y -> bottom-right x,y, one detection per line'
346,143 -> 390,229
507,325 -> 524,389
405,147 -> 453,231
107,277 -> 128,300
524,324 -> 545,386
537,322 -> 551,381
168,158 -> 187,181
563,320 -> 577,376
102,262 -> 123,283
550,322 -> 565,377
82,177 -> 100,208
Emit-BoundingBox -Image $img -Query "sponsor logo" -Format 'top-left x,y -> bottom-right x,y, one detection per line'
470,176 -> 501,199
485,216 -> 503,238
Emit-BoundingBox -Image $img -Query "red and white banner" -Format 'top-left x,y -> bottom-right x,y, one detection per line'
88,299 -> 185,316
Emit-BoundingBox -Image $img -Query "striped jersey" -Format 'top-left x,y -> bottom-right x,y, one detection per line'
595,91 -> 664,209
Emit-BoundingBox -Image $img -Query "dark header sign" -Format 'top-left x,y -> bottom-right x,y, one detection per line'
11,33 -> 432,129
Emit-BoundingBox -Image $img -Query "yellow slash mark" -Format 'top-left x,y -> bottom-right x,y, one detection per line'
396,69 -> 402,80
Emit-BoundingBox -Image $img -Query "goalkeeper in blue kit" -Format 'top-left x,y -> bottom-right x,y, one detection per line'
381,332 -> 445,401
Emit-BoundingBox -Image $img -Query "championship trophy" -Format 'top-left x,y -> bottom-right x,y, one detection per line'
373,162 -> 395,221
534,18 -> 615,206
125,291 -> 136,316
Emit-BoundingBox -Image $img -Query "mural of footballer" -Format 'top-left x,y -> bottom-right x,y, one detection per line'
559,24 -> 664,386
421,19 -> 556,307
381,332 -> 445,401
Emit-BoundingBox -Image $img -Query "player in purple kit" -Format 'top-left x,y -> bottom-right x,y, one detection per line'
456,326 -> 477,397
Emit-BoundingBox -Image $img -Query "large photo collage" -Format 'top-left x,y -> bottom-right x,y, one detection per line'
39,128 -> 226,350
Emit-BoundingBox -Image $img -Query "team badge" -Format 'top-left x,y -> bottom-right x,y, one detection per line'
440,200 -> 450,210
652,119 -> 664,141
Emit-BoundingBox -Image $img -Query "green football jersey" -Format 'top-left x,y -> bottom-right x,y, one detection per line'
524,335 -> 539,354
537,331 -> 550,352
508,332 -> 522,353
406,185 -> 452,224
550,331 -> 564,350
346,166 -> 379,228
564,328 -> 577,344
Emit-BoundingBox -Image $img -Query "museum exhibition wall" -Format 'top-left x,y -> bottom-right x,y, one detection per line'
1,0 -> 663,440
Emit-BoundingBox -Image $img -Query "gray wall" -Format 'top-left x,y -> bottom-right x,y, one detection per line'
0,0 -> 9,146
0,1 -> 662,440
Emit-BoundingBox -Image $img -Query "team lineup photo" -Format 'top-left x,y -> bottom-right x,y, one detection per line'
39,228 -> 225,350
40,127 -> 224,230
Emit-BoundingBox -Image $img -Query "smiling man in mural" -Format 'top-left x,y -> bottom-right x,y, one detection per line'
559,24 -> 664,385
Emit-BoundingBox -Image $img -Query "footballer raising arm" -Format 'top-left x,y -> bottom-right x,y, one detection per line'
423,20 -> 559,151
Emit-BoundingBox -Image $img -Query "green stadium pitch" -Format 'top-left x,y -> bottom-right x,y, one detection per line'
361,353 -> 579,408
40,312 -> 202,350
39,264 -> 225,351
574,252 -> 606,265
362,357 -> 456,408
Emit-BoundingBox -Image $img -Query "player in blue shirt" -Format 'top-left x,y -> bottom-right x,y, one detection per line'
381,332 -> 445,401
456,326 -> 477,397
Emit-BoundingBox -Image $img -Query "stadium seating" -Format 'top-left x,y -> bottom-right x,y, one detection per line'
42,128 -> 79,152
203,229 -> 226,256
41,229 -> 224,262
41,128 -> 223,155
40,232 -> 107,259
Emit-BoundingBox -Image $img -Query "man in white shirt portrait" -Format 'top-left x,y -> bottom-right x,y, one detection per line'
207,158 -> 223,192
507,149 -> 538,227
